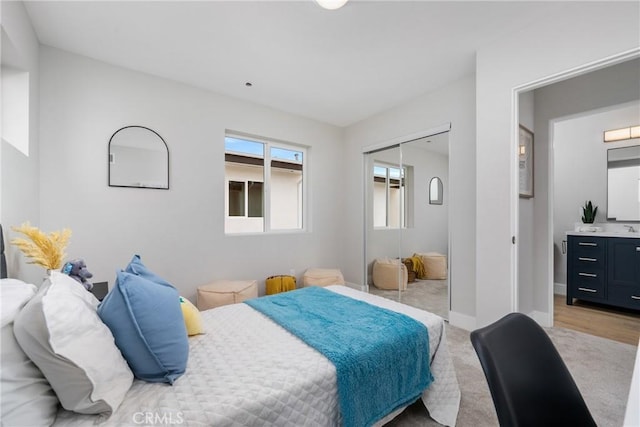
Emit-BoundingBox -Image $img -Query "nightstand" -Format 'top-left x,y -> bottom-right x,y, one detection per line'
90,281 -> 109,301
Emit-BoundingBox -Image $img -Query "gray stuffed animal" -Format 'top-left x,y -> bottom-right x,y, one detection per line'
61,259 -> 94,291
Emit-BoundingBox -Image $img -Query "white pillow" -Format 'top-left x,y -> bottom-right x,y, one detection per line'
1,278 -> 59,426
14,271 -> 133,416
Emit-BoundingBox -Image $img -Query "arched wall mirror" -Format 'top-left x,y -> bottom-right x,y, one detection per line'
429,177 -> 443,205
108,125 -> 169,189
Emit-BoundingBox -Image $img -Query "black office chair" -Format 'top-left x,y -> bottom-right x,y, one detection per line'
470,312 -> 597,427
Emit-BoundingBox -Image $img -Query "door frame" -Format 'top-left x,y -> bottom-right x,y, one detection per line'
512,48 -> 640,327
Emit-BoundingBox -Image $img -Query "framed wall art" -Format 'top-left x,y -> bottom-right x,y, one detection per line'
519,125 -> 534,198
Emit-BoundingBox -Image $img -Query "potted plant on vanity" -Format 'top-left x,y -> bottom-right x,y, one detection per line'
578,200 -> 601,232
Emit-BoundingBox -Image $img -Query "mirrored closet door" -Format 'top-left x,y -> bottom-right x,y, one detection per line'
364,130 -> 450,320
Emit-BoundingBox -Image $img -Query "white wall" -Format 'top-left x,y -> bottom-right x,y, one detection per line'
553,102 -> 640,286
344,75 -> 476,326
0,1 -> 42,284
38,46 -> 344,301
475,1 -> 639,328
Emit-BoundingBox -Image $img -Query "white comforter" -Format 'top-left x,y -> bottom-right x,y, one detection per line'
53,286 -> 460,426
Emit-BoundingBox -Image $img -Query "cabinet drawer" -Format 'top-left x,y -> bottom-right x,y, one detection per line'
572,255 -> 605,269
608,284 -> 640,310
569,236 -> 606,259
570,265 -> 605,284
570,281 -> 605,299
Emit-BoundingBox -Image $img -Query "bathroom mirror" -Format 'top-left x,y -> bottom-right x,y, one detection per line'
429,177 -> 443,205
607,145 -> 640,221
108,126 -> 169,189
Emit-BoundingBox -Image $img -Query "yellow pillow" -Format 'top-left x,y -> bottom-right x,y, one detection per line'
179,297 -> 203,336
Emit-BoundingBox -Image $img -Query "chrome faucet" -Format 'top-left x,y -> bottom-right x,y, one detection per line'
623,225 -> 637,232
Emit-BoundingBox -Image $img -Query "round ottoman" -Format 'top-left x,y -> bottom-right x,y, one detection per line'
372,258 -> 408,290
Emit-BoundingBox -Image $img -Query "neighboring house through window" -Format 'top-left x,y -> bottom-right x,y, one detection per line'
373,163 -> 406,228
225,134 -> 305,234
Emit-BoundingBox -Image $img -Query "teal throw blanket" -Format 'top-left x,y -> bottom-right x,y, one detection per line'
245,287 -> 433,427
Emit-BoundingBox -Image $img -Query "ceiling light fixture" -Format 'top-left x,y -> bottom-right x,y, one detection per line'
604,125 -> 640,142
315,0 -> 348,10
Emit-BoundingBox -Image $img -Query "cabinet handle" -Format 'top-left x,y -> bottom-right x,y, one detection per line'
632,296 -> 640,300
578,287 -> 597,293
578,257 -> 597,262
578,272 -> 597,278
579,242 -> 598,247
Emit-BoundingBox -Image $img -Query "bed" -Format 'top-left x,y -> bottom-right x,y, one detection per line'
49,285 -> 460,426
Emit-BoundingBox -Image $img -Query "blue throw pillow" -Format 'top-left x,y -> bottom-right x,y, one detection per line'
125,254 -> 173,287
98,269 -> 188,384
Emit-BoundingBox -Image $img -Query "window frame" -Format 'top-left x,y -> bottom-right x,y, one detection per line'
373,162 -> 407,229
224,132 -> 308,235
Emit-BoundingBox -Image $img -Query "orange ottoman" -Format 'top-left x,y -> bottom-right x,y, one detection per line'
197,280 -> 258,310
265,275 -> 297,295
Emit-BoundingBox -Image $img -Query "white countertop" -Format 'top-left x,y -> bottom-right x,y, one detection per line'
566,231 -> 640,239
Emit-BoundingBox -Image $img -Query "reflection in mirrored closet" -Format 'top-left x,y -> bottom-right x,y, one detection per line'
364,130 -> 450,319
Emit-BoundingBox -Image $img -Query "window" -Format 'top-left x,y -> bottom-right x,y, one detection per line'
373,163 -> 406,228
1,67 -> 30,156
225,134 -> 305,233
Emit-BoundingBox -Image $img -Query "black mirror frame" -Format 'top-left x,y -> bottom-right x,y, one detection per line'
108,125 -> 170,190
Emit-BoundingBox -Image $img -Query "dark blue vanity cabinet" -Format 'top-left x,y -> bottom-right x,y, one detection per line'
607,238 -> 640,310
567,235 -> 640,311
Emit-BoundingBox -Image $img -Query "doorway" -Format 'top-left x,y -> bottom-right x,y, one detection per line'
515,56 -> 640,336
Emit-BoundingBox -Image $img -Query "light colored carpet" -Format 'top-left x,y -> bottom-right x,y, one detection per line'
383,318 -> 637,427
370,279 -> 449,319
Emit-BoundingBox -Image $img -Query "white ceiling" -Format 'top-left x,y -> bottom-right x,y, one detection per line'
23,0 -> 571,127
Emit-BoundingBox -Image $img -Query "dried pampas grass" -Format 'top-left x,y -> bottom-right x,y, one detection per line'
11,222 -> 72,271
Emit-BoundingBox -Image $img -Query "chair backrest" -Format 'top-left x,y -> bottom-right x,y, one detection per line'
470,312 -> 596,427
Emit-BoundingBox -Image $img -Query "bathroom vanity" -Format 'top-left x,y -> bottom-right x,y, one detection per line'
566,232 -> 640,311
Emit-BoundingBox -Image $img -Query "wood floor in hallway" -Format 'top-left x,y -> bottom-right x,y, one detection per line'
554,294 -> 640,346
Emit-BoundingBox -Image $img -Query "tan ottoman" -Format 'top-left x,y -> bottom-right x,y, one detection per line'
372,258 -> 408,290
303,268 -> 345,287
197,280 -> 258,310
419,252 -> 447,280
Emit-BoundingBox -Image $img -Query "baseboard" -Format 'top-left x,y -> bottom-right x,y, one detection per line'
448,311 -> 476,331
554,282 -> 567,296
528,310 -> 552,328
